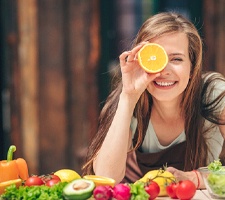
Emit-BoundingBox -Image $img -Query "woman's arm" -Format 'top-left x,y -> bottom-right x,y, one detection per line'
93,43 -> 160,183
93,92 -> 136,183
219,107 -> 225,138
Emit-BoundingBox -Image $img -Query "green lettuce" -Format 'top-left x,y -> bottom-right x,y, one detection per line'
207,160 -> 225,196
129,182 -> 149,200
0,182 -> 67,200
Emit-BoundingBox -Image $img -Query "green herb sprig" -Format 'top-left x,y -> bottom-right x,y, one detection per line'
207,159 -> 223,172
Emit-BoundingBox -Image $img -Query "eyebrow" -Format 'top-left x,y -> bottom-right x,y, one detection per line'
168,53 -> 185,57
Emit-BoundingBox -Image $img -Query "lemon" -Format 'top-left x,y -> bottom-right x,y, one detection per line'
137,169 -> 175,196
54,169 -> 81,182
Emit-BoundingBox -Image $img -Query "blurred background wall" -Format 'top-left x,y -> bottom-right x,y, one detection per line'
0,0 -> 224,175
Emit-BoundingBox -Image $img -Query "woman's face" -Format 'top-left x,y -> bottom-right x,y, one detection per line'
147,32 -> 191,103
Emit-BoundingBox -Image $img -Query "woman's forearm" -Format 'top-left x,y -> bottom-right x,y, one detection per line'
93,92 -> 137,183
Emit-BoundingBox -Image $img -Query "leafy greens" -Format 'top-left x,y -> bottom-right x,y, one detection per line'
0,182 -> 67,200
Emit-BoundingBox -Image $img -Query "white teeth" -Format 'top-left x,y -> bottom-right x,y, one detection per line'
155,81 -> 175,86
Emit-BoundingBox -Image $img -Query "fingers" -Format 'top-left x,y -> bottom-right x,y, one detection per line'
166,167 -> 182,180
125,52 -> 135,63
119,42 -> 148,66
166,167 -> 177,174
119,51 -> 131,66
167,167 -> 192,182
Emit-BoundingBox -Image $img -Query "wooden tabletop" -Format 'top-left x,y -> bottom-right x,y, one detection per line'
155,190 -> 212,200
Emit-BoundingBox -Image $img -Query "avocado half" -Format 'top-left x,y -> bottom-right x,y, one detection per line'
63,178 -> 95,200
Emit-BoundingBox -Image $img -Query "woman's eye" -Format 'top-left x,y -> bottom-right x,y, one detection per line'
171,57 -> 183,63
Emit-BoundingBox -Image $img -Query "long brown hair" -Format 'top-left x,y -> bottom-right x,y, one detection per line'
82,12 -> 225,175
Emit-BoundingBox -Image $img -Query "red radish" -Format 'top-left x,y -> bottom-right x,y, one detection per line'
112,183 -> 131,200
93,185 -> 113,200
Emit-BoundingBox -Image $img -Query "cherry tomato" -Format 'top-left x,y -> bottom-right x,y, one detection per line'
45,178 -> 60,187
144,180 -> 160,200
25,176 -> 44,186
40,174 -> 61,183
166,182 -> 178,199
176,180 -> 196,200
51,174 -> 61,181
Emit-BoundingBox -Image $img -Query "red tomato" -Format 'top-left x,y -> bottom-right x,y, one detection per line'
144,180 -> 160,200
40,174 -> 61,183
166,182 -> 178,198
45,178 -> 60,187
176,180 -> 196,200
25,176 -> 44,186
49,174 -> 61,181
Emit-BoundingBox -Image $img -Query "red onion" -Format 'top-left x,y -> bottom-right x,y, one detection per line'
112,183 -> 131,200
93,185 -> 113,200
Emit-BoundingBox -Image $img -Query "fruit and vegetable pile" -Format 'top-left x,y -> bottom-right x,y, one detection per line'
0,145 -> 197,199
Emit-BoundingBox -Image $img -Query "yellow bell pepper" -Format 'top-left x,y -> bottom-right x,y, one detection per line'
0,145 -> 29,182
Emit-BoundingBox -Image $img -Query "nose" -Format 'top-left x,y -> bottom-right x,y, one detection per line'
160,63 -> 171,76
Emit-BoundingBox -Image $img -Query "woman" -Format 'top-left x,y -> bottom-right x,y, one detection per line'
82,12 -> 225,189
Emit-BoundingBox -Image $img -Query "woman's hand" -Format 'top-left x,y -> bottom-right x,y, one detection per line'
119,43 -> 160,101
166,167 -> 204,189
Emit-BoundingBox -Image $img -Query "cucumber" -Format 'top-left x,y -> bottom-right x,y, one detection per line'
63,178 -> 95,200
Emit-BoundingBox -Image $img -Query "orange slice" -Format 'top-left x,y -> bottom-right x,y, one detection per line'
0,179 -> 22,194
83,175 -> 116,187
138,43 -> 168,73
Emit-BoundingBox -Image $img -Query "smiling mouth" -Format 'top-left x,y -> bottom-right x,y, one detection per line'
154,81 -> 176,87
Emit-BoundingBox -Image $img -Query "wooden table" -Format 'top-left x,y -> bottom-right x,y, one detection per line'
156,190 -> 213,199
